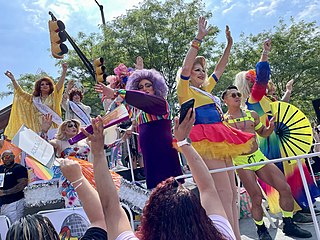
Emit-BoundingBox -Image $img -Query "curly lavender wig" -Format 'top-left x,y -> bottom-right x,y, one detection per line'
126,69 -> 168,97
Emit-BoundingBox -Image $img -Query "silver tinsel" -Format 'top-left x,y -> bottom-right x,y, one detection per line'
119,179 -> 150,214
24,180 -> 63,207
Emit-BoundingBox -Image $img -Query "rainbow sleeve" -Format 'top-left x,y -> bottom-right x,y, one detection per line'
250,61 -> 270,103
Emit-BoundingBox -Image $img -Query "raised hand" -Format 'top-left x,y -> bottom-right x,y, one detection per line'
226,25 -> 233,45
41,114 -> 53,132
62,62 -> 68,72
286,79 -> 294,92
263,38 -> 272,52
67,80 -> 75,91
174,108 -> 195,141
94,83 -> 116,102
81,116 -> 105,157
197,16 -> 211,40
60,158 -> 83,183
4,71 -> 15,82
134,56 -> 144,70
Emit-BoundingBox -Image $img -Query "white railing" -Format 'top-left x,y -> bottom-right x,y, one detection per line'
175,152 -> 320,239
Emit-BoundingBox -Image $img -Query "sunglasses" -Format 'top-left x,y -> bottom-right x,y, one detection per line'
229,92 -> 242,98
67,122 -> 77,128
138,83 -> 153,90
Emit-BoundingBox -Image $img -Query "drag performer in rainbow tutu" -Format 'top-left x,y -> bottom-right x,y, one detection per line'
234,39 -> 320,214
177,17 -> 255,239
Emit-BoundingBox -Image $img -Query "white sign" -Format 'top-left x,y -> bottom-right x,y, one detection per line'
0,173 -> 4,188
12,125 -> 55,168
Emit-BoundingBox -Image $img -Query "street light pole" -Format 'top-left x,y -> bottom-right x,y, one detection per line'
94,0 -> 106,26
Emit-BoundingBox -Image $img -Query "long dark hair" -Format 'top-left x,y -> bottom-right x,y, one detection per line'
136,177 -> 227,240
6,214 -> 59,240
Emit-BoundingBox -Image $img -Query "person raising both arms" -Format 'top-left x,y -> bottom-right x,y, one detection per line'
4,63 -> 68,139
176,16 -> 255,239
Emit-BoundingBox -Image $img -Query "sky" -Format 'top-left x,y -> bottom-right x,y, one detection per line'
0,0 -> 319,110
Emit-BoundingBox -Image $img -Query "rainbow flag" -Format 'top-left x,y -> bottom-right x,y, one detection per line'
25,156 -> 53,180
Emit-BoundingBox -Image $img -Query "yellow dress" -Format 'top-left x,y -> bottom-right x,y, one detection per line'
4,84 -> 63,140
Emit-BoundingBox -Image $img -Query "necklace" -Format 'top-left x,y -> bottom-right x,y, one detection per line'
227,109 -> 246,130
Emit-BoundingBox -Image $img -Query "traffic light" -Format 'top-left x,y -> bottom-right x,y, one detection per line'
48,20 -> 68,59
94,57 -> 107,83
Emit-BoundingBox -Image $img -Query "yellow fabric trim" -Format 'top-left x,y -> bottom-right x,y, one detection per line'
226,110 -> 254,124
192,138 -> 254,160
281,210 -> 293,218
254,219 -> 264,226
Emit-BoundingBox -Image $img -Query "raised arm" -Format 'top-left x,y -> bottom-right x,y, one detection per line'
62,80 -> 74,110
95,83 -> 168,115
56,62 -> 68,92
4,71 -> 20,90
60,158 -> 107,231
214,25 -> 233,79
250,39 -> 271,103
181,16 -> 210,77
82,116 -> 132,239
281,79 -> 293,103
174,109 -> 226,218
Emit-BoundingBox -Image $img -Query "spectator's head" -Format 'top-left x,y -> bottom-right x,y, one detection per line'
6,214 -> 59,240
33,77 -> 55,97
56,119 -> 81,140
136,177 -> 227,240
69,88 -> 83,103
126,69 -> 168,97
1,150 -> 15,166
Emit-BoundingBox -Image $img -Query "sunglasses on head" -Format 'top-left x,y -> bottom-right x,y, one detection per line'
229,92 -> 242,98
67,122 -> 77,128
138,83 -> 153,89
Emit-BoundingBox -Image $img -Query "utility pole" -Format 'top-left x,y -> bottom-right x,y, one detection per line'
94,0 -> 106,26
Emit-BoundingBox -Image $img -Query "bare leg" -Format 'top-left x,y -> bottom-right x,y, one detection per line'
204,157 -> 240,240
237,168 -> 264,221
256,164 -> 294,212
226,158 -> 241,239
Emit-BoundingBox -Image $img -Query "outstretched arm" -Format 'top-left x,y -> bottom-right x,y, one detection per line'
281,79 -> 293,103
181,17 -> 210,77
82,116 -> 132,239
60,158 -> 107,231
214,25 -> 233,79
174,109 -> 226,218
56,62 -> 68,92
4,71 -> 20,90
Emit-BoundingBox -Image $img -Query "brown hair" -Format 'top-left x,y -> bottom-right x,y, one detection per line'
136,177 -> 227,240
69,89 -> 83,101
33,77 -> 55,97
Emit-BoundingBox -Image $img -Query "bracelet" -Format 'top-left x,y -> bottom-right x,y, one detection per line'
73,182 -> 83,191
262,50 -> 269,55
71,176 -> 84,186
191,40 -> 201,50
194,38 -> 203,43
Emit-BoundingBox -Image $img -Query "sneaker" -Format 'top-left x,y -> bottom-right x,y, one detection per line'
299,208 -> 320,216
283,217 -> 312,238
292,212 -> 314,225
257,228 -> 272,240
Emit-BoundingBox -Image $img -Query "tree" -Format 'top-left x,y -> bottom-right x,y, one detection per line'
223,18 -> 320,118
64,0 -> 217,116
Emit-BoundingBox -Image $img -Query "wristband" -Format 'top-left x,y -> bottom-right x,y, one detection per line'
177,138 -> 192,147
71,176 -> 84,186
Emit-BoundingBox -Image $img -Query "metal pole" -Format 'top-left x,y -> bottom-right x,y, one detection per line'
296,159 -> 320,239
94,0 -> 106,26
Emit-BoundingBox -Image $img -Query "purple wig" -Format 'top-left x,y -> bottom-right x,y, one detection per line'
126,69 -> 168,97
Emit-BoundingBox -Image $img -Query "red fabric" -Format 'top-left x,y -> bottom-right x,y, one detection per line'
190,122 -> 254,144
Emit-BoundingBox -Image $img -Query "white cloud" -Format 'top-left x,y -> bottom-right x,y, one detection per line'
297,3 -> 320,20
222,3 -> 236,14
250,0 -> 283,16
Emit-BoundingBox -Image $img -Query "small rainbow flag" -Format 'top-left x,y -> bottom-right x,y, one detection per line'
25,156 -> 53,180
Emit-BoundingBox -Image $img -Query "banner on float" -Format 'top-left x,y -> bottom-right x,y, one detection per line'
38,207 -> 90,239
12,125 -> 55,168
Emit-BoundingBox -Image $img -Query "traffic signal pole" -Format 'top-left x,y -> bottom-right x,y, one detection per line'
49,11 -> 96,81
